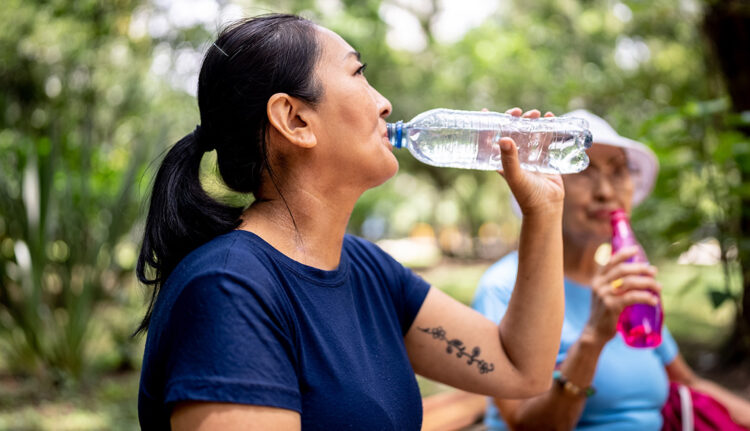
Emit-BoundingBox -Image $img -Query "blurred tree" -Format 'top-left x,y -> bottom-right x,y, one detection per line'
325,0 -> 750,360
701,0 -> 750,364
317,0 -> 717,247
1,0 -> 747,383
0,0 -> 198,381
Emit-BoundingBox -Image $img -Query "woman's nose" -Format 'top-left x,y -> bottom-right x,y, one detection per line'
593,174 -> 616,200
374,88 -> 392,119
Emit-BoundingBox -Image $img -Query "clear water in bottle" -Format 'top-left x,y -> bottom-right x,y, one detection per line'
388,109 -> 593,174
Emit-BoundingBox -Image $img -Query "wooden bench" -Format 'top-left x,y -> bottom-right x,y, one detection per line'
421,390 -> 487,431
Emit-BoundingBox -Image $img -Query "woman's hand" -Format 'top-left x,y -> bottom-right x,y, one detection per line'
584,247 -> 661,346
498,108 -> 565,216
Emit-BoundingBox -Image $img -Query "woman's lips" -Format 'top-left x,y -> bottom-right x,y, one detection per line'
382,132 -> 391,148
589,208 -> 615,219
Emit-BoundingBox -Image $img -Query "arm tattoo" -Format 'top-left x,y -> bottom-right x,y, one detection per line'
418,326 -> 495,374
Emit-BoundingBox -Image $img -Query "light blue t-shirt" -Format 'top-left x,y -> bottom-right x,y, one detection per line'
472,251 -> 679,431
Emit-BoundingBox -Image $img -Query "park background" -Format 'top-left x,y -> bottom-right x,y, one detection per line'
1,0 -> 749,428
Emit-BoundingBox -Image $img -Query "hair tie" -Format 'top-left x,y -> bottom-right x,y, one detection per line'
193,125 -> 215,153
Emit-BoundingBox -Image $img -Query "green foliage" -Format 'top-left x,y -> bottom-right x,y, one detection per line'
710,289 -> 735,309
306,0 -> 749,347
309,0 -> 728,252
0,0 -> 748,384
0,0 -> 194,380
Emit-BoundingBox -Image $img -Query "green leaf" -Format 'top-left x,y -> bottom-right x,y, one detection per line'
675,274 -> 701,297
708,289 -> 734,309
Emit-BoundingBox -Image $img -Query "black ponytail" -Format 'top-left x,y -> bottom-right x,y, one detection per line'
134,129 -> 242,335
135,14 -> 322,335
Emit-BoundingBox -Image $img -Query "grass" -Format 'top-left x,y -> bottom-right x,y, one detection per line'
0,259 -> 741,428
0,372 -> 139,431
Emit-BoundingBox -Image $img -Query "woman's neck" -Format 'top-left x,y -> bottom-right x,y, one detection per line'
562,233 -> 603,287
238,183 -> 360,271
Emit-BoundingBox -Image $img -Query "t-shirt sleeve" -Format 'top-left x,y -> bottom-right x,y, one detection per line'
355,237 -> 431,334
383,255 -> 430,335
161,271 -> 300,412
656,324 -> 679,365
399,266 -> 431,334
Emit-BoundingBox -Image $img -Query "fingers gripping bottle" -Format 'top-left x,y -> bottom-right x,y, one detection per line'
610,209 -> 663,348
387,108 -> 593,174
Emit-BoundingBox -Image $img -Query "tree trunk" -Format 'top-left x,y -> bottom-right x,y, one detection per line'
702,0 -> 750,364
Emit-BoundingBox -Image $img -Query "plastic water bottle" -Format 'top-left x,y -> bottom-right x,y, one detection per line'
610,209 -> 663,348
387,108 -> 593,173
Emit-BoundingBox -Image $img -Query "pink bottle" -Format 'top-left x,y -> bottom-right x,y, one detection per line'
610,209 -> 663,348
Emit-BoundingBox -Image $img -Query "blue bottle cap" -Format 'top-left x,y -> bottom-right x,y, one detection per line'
387,121 -> 403,148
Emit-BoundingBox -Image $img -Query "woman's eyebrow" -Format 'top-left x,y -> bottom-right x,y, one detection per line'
344,51 -> 361,62
608,152 -> 628,165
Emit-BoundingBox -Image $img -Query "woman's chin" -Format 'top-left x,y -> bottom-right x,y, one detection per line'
386,155 -> 399,175
366,155 -> 399,189
564,223 -> 610,245
378,157 -> 400,184
589,226 -> 611,242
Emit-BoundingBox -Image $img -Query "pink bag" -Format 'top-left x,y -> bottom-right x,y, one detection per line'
661,382 -> 749,431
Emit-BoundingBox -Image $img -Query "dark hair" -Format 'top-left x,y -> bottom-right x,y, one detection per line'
135,14 -> 323,335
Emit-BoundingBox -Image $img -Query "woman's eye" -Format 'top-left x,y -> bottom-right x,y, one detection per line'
355,63 -> 368,75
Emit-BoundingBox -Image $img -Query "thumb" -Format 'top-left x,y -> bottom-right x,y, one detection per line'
499,137 -> 522,183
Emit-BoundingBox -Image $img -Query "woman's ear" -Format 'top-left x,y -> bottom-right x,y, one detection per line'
267,93 -> 317,149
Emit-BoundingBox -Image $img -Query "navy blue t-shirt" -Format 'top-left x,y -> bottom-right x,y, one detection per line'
138,230 -> 431,430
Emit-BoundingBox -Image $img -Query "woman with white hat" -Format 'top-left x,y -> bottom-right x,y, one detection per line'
472,109 -> 750,430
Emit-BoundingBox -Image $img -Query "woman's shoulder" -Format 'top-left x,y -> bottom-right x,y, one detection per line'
343,233 -> 377,249
154,231 -> 294,320
343,234 -> 393,261
342,235 -> 421,285
170,230 -> 275,285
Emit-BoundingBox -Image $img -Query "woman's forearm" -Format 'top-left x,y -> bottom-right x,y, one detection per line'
500,330 -> 605,431
689,378 -> 750,425
499,210 -> 565,381
667,354 -> 750,427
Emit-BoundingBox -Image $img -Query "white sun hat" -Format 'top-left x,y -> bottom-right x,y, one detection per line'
564,109 -> 659,206
510,109 -> 659,216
